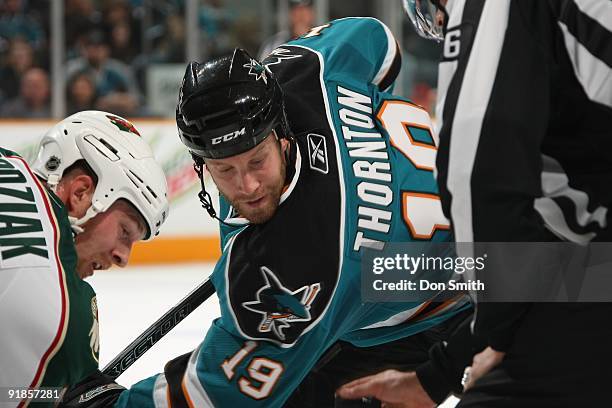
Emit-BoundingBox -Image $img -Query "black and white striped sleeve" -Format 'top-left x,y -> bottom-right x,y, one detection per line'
551,0 -> 612,109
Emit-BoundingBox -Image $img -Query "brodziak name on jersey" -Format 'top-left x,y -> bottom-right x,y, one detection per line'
0,148 -> 99,398
0,156 -> 49,265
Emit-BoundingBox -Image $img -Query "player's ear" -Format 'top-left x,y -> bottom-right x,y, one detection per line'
279,137 -> 290,154
66,174 -> 95,218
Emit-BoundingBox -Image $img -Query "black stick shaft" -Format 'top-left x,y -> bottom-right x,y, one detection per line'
102,278 -> 215,379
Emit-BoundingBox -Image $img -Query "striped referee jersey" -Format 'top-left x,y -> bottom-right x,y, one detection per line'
434,0 -> 612,348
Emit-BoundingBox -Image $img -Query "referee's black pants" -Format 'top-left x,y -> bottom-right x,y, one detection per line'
458,303 -> 612,408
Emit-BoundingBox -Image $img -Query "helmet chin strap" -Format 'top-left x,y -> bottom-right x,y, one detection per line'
193,160 -> 247,228
68,202 -> 103,235
46,173 -> 62,190
68,216 -> 86,234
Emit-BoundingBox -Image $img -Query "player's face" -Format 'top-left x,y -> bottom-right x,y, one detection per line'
75,199 -> 146,279
206,133 -> 289,224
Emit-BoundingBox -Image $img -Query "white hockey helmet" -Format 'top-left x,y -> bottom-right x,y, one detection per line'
31,110 -> 169,240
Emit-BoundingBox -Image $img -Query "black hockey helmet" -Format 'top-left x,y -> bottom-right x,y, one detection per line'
176,48 -> 290,159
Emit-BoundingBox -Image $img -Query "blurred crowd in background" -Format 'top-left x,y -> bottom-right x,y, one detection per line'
0,0 -> 440,119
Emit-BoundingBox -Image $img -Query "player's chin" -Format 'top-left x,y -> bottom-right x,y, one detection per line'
76,264 -> 95,279
242,202 -> 278,224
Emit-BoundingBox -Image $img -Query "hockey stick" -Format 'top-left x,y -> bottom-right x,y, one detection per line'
102,278 -> 216,379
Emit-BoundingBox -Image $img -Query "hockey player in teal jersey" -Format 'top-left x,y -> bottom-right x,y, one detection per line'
0,110 -> 169,408
59,18 -> 470,407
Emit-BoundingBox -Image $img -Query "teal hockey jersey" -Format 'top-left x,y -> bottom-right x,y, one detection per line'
115,17 -> 469,407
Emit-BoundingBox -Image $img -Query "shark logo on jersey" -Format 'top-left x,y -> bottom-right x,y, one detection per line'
264,48 -> 303,68
243,58 -> 269,84
307,133 -> 328,174
242,266 -> 321,341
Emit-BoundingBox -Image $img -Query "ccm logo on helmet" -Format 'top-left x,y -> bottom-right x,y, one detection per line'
212,128 -> 246,145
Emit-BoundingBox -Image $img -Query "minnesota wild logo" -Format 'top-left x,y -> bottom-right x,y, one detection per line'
106,115 -> 141,136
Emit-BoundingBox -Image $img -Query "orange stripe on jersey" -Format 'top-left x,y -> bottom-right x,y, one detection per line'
304,283 -> 321,306
382,98 -> 430,114
181,375 -> 196,408
9,157 -> 69,403
415,295 -> 464,322
404,301 -> 432,322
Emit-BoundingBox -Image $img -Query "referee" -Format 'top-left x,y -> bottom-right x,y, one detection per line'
422,0 -> 612,406
340,1 -> 612,407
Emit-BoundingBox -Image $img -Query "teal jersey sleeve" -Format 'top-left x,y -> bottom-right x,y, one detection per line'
290,17 -> 401,91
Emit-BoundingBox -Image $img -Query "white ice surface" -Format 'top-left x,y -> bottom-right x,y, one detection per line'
88,263 -> 220,388
88,263 -> 458,407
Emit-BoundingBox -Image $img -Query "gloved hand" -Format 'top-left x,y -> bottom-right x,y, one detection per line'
57,370 -> 125,408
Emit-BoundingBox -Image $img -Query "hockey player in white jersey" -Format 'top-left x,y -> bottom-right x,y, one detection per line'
0,110 -> 168,407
